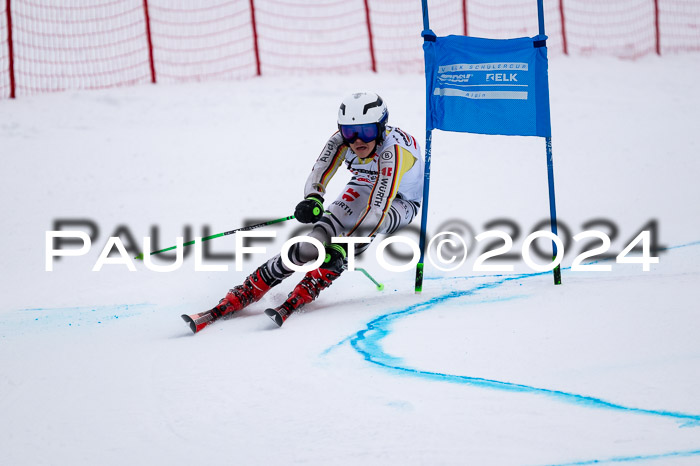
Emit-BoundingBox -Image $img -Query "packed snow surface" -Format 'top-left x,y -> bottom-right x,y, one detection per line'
2,55 -> 700,465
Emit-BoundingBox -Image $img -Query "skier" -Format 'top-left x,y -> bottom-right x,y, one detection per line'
182,92 -> 424,333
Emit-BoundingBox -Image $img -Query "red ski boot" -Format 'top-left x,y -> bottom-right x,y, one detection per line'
264,267 -> 341,327
182,265 -> 276,333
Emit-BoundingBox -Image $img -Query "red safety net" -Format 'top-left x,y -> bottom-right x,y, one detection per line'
370,0 -> 464,73
565,0 -> 657,58
1,2 -> 10,97
466,0 -> 565,54
5,0 -> 152,97
254,0 -> 372,74
659,0 -> 700,54
1,0 -> 699,99
148,0 -> 257,83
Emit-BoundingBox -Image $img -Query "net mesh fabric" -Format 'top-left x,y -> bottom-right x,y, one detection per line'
1,0 -> 699,99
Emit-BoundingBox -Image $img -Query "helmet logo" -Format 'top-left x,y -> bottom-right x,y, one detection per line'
362,96 -> 383,115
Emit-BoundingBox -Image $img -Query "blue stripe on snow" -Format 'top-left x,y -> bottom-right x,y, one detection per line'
2,303 -> 154,336
323,240 -> 700,464
345,273 -> 700,423
547,448 -> 700,465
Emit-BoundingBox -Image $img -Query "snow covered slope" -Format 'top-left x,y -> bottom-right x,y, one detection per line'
1,55 -> 699,465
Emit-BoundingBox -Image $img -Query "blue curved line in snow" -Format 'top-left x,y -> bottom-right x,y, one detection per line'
547,448 -> 700,465
346,273 -> 700,423
324,241 -> 700,464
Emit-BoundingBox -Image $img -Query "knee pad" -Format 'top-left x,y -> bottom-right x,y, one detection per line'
293,240 -> 325,264
288,224 -> 332,264
322,243 -> 347,274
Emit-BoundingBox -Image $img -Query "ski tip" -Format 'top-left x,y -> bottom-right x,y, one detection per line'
181,314 -> 197,334
264,308 -> 284,328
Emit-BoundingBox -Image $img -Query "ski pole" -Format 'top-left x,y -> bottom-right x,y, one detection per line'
134,215 -> 295,260
356,267 -> 384,291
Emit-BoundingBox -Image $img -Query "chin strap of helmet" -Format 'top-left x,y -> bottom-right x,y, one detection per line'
376,123 -> 389,145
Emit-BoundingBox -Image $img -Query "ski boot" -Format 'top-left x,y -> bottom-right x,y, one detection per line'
182,264 -> 277,333
264,244 -> 345,327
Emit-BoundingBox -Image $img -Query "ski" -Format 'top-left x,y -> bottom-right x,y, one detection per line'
181,310 -> 216,334
264,308 -> 285,327
182,307 -> 285,333
184,291 -> 305,333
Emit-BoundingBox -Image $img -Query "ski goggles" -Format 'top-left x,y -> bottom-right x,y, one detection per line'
339,123 -> 380,144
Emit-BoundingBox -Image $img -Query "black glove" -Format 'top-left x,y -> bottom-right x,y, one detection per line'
294,195 -> 324,224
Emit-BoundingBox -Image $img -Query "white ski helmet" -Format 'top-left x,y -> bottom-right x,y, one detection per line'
337,92 -> 389,143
